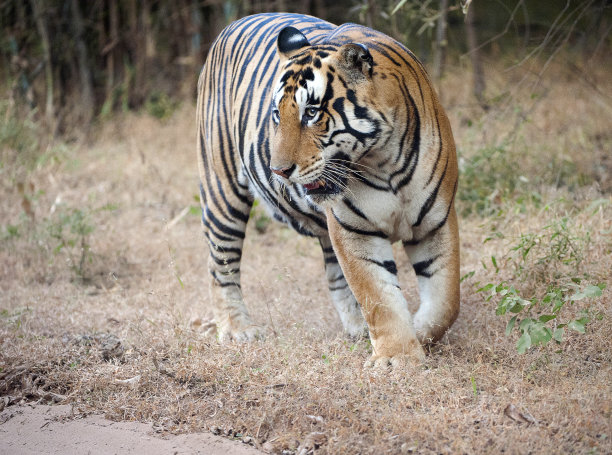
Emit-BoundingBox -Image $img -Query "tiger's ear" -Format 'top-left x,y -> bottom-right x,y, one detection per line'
277,26 -> 310,60
339,43 -> 373,80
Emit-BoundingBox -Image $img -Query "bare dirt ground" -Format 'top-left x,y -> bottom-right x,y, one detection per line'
1,59 -> 611,454
0,404 -> 262,454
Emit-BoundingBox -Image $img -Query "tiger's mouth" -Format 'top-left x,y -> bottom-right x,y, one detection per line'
303,177 -> 342,196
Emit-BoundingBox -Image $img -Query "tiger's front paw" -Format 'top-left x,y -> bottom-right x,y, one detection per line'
366,334 -> 425,368
192,316 -> 264,342
218,323 -> 265,343
364,351 -> 425,369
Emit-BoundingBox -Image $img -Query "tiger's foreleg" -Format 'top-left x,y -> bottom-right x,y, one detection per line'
326,209 -> 425,366
405,209 -> 460,343
319,235 -> 367,337
199,178 -> 262,343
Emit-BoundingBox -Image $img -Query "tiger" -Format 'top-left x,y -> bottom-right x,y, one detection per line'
196,12 -> 460,366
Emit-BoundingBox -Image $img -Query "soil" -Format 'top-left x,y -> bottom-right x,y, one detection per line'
0,404 -> 262,454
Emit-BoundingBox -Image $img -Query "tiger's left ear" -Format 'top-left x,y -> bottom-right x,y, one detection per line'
339,43 -> 374,80
277,26 -> 310,61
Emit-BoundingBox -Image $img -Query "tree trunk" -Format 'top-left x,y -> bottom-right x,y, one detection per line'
465,3 -> 486,107
106,0 -> 119,100
366,0 -> 376,29
137,0 -> 152,105
30,0 -> 55,125
433,0 -> 449,94
70,0 -> 95,124
313,0 -> 325,18
127,0 -> 142,107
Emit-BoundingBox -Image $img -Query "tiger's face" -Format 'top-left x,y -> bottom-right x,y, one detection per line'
270,29 -> 390,203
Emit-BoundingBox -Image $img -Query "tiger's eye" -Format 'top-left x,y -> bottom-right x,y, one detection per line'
304,107 -> 318,119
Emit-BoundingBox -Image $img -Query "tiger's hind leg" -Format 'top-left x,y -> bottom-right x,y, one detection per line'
404,209 -> 460,343
319,235 -> 367,337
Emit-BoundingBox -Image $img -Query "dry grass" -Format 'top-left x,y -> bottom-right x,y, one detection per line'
1,56 -> 611,454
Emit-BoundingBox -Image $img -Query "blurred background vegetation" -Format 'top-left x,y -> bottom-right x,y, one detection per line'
1,0 -> 610,134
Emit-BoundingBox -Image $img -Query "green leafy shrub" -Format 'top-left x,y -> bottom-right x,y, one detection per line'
477,204 -> 605,354
508,215 -> 590,282
478,281 -> 604,353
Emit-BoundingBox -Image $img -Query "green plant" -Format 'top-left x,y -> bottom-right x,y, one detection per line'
0,100 -> 40,177
470,375 -> 478,397
2,223 -> 20,239
249,199 -> 271,234
478,281 -> 604,354
457,146 -> 540,217
508,214 -> 590,282
47,203 -> 116,281
145,91 -> 178,120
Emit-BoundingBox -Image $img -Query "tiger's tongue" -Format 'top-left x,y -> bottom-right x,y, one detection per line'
304,180 -> 325,190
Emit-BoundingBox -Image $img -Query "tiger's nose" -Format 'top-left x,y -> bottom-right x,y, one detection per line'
270,164 -> 296,179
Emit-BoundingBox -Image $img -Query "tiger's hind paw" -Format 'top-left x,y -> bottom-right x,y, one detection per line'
345,321 -> 369,340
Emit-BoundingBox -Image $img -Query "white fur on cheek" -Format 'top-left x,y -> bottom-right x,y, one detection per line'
273,85 -> 284,108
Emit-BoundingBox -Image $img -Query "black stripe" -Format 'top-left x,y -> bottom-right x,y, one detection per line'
425,105 -> 443,187
209,252 -> 241,266
329,283 -> 349,291
215,177 -> 250,223
327,273 -> 345,283
342,198 -> 368,220
210,270 -> 241,287
205,207 -> 245,239
200,133 -> 250,226
375,41 -> 426,107
202,219 -> 234,243
412,255 -> 440,278
388,73 -> 420,192
332,210 -> 387,239
428,178 -> 457,235
353,172 -> 390,191
413,156 -> 448,227
206,239 -> 243,257
365,258 -> 398,275
323,255 -> 338,265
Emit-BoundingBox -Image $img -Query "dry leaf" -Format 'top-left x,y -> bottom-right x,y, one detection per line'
297,431 -> 327,455
305,414 -> 324,424
115,375 -> 141,386
504,404 -> 537,425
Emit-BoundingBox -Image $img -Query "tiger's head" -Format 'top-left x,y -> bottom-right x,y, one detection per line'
269,26 -> 392,203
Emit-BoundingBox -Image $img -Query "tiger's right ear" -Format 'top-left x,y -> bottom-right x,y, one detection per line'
277,27 -> 310,61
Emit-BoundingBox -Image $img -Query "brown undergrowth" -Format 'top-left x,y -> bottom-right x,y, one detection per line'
1,56 -> 611,454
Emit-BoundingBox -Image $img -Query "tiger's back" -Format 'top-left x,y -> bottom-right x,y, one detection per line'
197,13 -> 460,366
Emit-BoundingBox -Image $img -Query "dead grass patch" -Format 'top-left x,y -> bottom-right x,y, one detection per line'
1,57 -> 611,454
